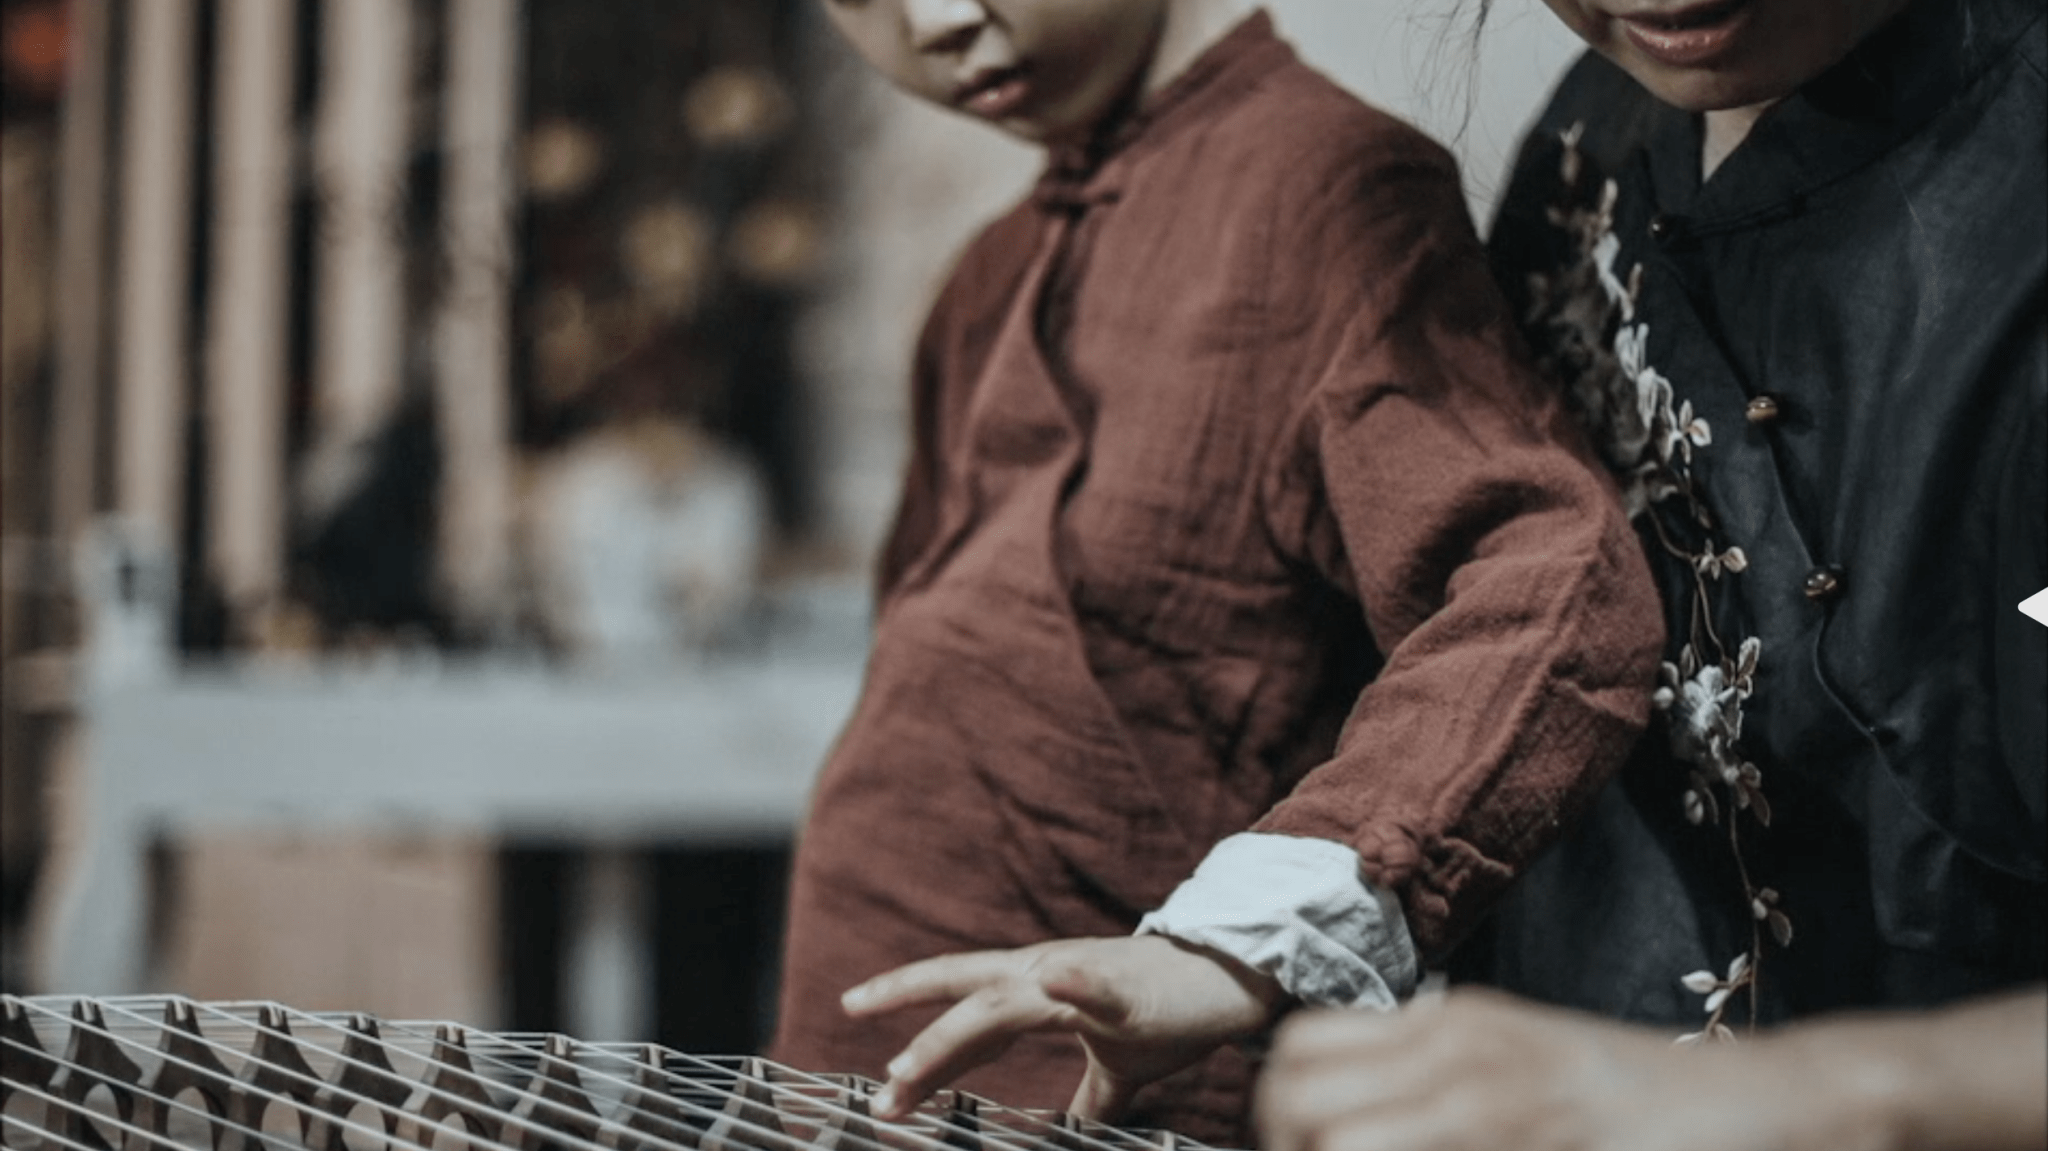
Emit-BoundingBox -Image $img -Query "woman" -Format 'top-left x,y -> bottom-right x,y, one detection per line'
850,0 -> 2047,1147
1261,0 -> 2046,1147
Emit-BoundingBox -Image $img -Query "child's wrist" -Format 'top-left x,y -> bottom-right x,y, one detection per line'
1156,933 -> 1294,1033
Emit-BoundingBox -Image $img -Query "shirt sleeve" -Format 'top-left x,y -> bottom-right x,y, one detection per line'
1137,831 -> 1417,1009
1256,133 -> 1665,959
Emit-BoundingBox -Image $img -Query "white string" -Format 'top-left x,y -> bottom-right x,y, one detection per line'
12,994 -> 1166,1151
368,1015 -> 1166,1151
5,1077 -> 255,1151
396,1033 -> 1155,1151
4,997 -> 1208,1151
361,1020 -> 971,1151
2,1029 -> 442,1151
4,1107 -> 140,1151
29,1002 -> 898,1151
14,996 -> 872,1151
12,998 -> 498,1151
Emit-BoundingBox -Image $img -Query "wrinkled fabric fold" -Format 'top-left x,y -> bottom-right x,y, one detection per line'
775,13 -> 1660,1140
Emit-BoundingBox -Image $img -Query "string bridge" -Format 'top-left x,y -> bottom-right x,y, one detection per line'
1,997 -> 1225,1151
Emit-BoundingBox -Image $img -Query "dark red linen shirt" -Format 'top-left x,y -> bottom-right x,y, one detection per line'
773,14 -> 1661,1139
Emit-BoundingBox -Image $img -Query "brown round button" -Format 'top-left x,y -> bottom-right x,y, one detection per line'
1803,566 -> 1846,602
1746,395 -> 1782,425
1649,213 -> 1685,242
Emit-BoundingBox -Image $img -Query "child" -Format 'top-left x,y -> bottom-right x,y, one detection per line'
774,0 -> 1663,1140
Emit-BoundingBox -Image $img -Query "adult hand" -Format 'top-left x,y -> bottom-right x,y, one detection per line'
1256,986 -> 2048,1151
842,934 -> 1285,1122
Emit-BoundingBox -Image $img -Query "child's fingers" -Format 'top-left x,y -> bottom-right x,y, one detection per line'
842,950 -> 1026,1014
1067,1063 -> 1136,1123
870,984 -> 1083,1119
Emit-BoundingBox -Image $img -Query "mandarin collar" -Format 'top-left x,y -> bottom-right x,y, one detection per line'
1643,0 -> 2042,236
1032,9 -> 1294,213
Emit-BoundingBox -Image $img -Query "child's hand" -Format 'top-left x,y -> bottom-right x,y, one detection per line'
841,934 -> 1285,1122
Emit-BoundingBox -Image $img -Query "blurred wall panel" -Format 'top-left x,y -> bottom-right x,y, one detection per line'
1264,0 -> 1583,219
435,0 -> 521,635
161,832 -> 498,1025
2,119 -> 59,995
30,0 -> 112,998
205,0 -> 296,633
113,0 -> 196,553
303,0 -> 411,536
51,0 -> 110,545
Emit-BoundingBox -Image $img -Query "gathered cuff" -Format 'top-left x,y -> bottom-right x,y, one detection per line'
1136,832 -> 1419,1010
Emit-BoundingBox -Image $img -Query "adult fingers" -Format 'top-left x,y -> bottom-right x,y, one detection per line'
1283,1105 -> 1488,1151
1266,1007 -> 1414,1069
843,950 -> 1028,1016
871,984 -> 1084,1119
1257,1043 -> 1441,1151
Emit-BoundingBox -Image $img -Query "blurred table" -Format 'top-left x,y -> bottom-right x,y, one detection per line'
40,652 -> 865,995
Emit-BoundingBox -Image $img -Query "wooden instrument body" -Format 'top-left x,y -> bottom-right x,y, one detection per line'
0,997 -> 1227,1151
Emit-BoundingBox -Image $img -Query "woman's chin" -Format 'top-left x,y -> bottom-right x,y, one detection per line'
1613,56 -> 1793,114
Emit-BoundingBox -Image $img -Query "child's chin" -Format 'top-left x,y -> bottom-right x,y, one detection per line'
970,114 -> 1052,146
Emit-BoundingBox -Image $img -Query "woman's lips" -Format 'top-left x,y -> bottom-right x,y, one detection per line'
957,66 -> 1032,120
1618,0 -> 1755,67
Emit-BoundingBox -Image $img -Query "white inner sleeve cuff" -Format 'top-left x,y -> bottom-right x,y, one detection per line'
1136,832 -> 1419,1011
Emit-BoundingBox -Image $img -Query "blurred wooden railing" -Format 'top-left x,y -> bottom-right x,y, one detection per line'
3,0 -> 523,1000
44,0 -> 521,656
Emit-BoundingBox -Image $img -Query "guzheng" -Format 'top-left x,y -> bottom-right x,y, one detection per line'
0,996 -> 1232,1151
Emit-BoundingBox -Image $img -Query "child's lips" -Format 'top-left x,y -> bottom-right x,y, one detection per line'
956,65 -> 1032,120
1616,0 -> 1754,67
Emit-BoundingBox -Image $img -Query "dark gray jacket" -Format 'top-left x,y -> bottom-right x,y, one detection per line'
1467,0 -> 2046,1024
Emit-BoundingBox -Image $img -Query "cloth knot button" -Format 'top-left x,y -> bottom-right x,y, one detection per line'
1745,395 -> 1782,425
1802,565 -> 1846,602
1648,212 -> 1687,243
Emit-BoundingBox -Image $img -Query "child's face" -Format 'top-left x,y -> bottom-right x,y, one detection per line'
1540,0 -> 1911,111
821,0 -> 1168,145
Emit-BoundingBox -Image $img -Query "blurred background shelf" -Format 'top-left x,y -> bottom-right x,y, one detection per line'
86,653 -> 865,842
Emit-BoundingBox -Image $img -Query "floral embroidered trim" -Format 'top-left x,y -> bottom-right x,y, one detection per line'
1524,123 -> 1793,1042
